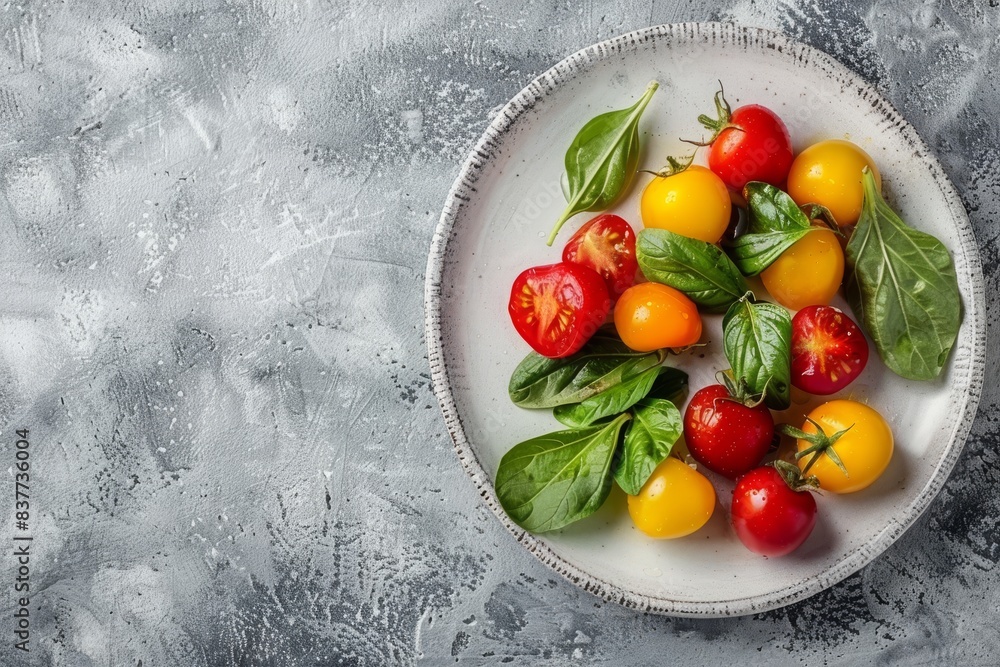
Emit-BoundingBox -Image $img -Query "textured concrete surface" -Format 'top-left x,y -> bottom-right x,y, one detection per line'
0,0 -> 997,665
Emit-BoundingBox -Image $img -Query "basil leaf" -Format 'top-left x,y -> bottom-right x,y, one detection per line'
636,228 -> 749,312
745,181 -> 813,233
547,81 -> 658,245
614,398 -> 682,495
845,170 -> 961,380
647,366 -> 688,405
495,414 -> 630,533
553,365 -> 662,428
508,329 -> 666,408
729,182 -> 816,276
723,296 -> 792,409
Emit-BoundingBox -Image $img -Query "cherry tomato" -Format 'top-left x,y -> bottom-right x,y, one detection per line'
508,262 -> 610,358
787,139 -> 881,226
683,384 -> 774,479
562,214 -> 638,300
791,306 -> 869,395
793,400 -> 893,494
760,227 -> 844,311
707,105 -> 793,189
627,457 -> 715,538
731,465 -> 817,557
640,166 -> 732,243
614,282 -> 702,352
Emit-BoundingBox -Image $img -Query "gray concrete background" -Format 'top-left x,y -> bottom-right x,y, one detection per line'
0,0 -> 997,665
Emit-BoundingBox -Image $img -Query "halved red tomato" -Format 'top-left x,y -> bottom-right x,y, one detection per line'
508,262 -> 610,358
562,214 -> 638,299
791,305 -> 869,395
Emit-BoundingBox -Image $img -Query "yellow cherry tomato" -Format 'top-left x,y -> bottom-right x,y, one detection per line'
627,457 -> 716,538
614,282 -> 702,351
786,139 -> 881,226
640,166 -> 732,243
761,227 -> 844,311
794,400 -> 893,494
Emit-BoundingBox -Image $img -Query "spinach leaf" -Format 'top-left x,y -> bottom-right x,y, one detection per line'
723,295 -> 792,409
636,228 -> 749,312
508,328 -> 666,408
845,170 -> 961,380
647,366 -> 688,405
553,365 -> 661,428
495,413 -> 630,532
613,398 -> 682,495
547,81 -> 658,245
729,182 -> 817,276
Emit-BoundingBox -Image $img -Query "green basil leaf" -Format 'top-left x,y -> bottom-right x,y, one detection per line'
508,328 -> 666,408
636,228 -> 749,312
730,182 -> 816,276
547,82 -> 658,245
729,228 -> 814,276
647,366 -> 689,405
553,365 -> 662,428
613,398 -> 682,495
723,296 -> 792,409
844,170 -> 961,380
495,414 -> 630,533
744,181 -> 813,233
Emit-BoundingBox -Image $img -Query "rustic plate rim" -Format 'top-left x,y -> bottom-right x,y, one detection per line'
423,21 -> 986,617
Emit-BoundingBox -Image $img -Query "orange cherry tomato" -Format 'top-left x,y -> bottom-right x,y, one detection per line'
614,282 -> 702,351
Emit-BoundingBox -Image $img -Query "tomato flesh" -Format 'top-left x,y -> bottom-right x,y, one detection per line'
791,305 -> 869,394
562,214 -> 638,299
709,105 -> 793,190
732,466 -> 817,557
508,262 -> 610,358
683,384 -> 774,479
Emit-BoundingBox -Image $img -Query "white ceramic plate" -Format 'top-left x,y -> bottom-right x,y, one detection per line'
424,23 -> 985,616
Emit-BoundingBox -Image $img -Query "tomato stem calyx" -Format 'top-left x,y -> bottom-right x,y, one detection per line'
716,370 -> 767,409
642,152 -> 696,179
685,82 -> 739,146
770,460 -> 821,492
799,203 -> 846,237
780,418 -> 853,476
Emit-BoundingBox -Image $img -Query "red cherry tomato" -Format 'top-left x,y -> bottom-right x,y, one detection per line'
731,466 -> 817,557
707,105 -> 793,190
791,305 -> 869,395
683,384 -> 774,479
508,262 -> 610,358
562,214 -> 638,300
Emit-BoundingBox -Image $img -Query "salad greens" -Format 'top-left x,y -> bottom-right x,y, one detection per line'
729,182 -> 824,276
548,81 -> 659,245
723,294 -> 792,410
636,228 -> 749,312
495,414 -> 630,533
845,170 -> 961,380
614,398 -> 682,496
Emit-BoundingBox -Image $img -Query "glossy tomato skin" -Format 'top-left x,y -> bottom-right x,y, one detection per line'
731,466 -> 817,557
795,400 -> 893,493
683,384 -> 774,479
791,305 -> 869,395
760,227 -> 844,311
787,140 -> 881,226
640,166 -> 732,243
562,214 -> 638,300
709,105 -> 793,189
614,282 -> 702,352
508,262 -> 610,358
628,457 -> 716,539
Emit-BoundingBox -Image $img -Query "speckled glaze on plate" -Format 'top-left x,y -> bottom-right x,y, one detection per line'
424,23 -> 985,617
